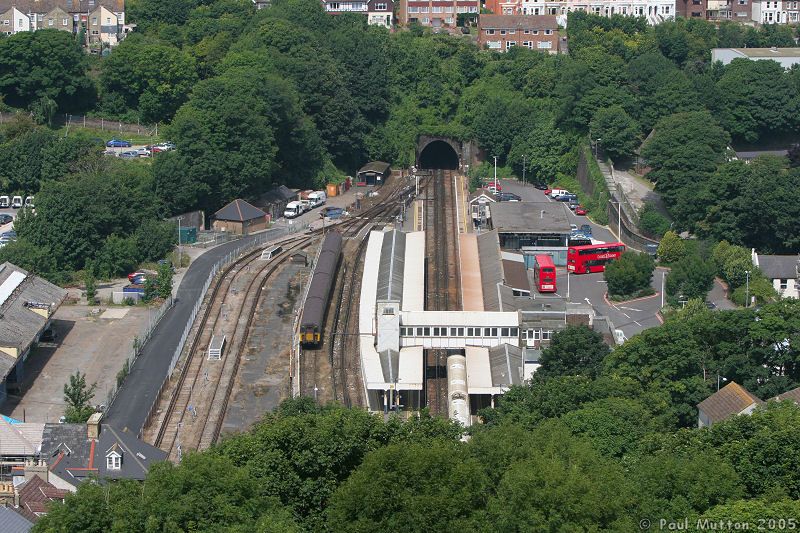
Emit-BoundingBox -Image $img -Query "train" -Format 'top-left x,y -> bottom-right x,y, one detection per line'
299,231 -> 343,345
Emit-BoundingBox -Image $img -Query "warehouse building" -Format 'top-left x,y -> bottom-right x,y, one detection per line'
212,199 -> 269,235
0,263 -> 66,405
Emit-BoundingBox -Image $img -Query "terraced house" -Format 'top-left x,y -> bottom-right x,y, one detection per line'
0,0 -> 126,47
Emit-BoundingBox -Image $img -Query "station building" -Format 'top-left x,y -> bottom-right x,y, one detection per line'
0,263 -> 66,405
488,202 -> 573,265
359,228 -> 599,422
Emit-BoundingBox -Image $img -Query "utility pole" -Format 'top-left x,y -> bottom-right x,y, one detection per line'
493,156 -> 498,190
522,155 -> 526,187
176,216 -> 183,268
595,138 -> 601,159
745,270 -> 751,308
661,270 -> 666,309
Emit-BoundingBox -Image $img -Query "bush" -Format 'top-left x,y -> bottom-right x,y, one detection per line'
665,254 -> 715,304
604,251 -> 655,298
657,231 -> 686,263
638,202 -> 671,238
730,274 -> 777,307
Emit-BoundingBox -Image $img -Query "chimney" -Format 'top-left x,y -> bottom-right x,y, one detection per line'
87,412 -> 102,440
23,458 -> 48,483
0,481 -> 14,506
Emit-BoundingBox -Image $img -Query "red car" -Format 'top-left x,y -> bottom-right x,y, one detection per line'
127,269 -> 156,282
575,206 -> 587,216
544,188 -> 552,196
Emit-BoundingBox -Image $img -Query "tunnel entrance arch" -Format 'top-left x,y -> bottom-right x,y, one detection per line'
417,137 -> 461,170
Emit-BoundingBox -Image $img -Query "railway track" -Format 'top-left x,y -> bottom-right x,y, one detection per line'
425,169 -> 461,416
147,175 -> 413,460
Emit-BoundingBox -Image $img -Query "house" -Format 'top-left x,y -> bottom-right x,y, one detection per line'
697,382 -> 763,427
751,249 -> 799,299
772,386 -> 800,404
712,48 -> 800,69
0,0 -> 125,46
400,0 -> 479,28
0,262 -> 67,405
212,199 -> 269,235
321,0 -> 394,27
11,469 -> 68,523
468,188 -> 496,227
40,413 -> 167,489
676,0 -> 707,18
478,15 -> 560,53
0,506 -> 33,533
751,0 -> 800,23
483,0 -> 673,24
733,149 -> 790,163
255,185 -> 298,222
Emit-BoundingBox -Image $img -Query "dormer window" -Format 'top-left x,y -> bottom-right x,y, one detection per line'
106,449 -> 122,470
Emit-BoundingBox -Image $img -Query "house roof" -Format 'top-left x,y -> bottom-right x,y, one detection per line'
213,199 -> 267,222
479,14 -> 559,30
501,259 -> 529,292
0,506 -> 32,533
14,475 -> 68,523
772,386 -> 800,404
0,0 -> 124,14
0,262 -> 67,375
469,188 -> 496,203
697,382 -> 764,425
0,418 -> 44,456
41,422 -> 167,488
358,161 -> 391,174
256,185 -> 297,205
734,150 -> 789,160
755,254 -> 798,280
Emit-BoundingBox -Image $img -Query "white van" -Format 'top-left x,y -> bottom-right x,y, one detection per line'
284,201 -> 304,219
11,196 -> 22,209
300,199 -> 313,212
0,196 -> 8,208
24,196 -> 34,208
549,189 -> 569,199
308,191 -> 326,208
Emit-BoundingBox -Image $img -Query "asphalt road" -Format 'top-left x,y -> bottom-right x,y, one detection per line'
105,226 -> 288,434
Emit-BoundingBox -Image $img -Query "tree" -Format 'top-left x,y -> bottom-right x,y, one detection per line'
142,275 -> 158,303
665,253 -> 716,303
156,261 -> 173,299
656,231 -> 686,264
788,144 -> 800,168
63,371 -> 97,423
328,442 -> 489,532
604,251 -> 655,297
536,325 -> 610,380
589,105 -> 640,161
0,30 -> 94,111
638,202 -> 671,238
85,269 -> 97,306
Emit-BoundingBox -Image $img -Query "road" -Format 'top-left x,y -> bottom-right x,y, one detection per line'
104,226 -> 288,434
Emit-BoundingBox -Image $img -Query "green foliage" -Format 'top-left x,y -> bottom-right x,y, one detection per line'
156,261 -> 173,299
604,251 -> 655,298
589,105 -> 640,161
657,230 -> 686,264
537,325 -> 611,381
0,30 -> 95,112
84,270 -> 97,305
638,202 -> 670,238
665,253 -> 715,303
63,371 -> 97,423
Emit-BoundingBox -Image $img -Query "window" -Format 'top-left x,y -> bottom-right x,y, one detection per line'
450,328 -> 457,336
419,7 -> 428,12
501,327 -> 510,337
780,279 -> 789,290
521,329 -> 528,340
457,327 -> 464,336
444,6 -> 453,12
491,328 -> 498,337
416,327 -> 423,336
376,2 -> 387,8
91,30 -> 99,34
433,327 -> 440,336
506,41 -> 515,49
421,16 -> 429,23
542,330 -> 553,340
532,29 -> 539,34
3,21 -> 8,25
89,0 -> 95,4
485,29 -> 494,35
408,6 -> 419,12
107,454 -> 121,470
445,16 -> 453,23
483,327 -> 491,336
432,6 -> 442,13
499,30 -> 506,35
511,328 -> 518,337
537,41 -> 552,49
508,29 -> 515,34
523,41 -> 532,48
523,29 -> 530,34
423,327 -> 430,336
91,17 -> 97,24
544,29 -> 552,34
18,18 -> 23,25
48,18 -> 54,26
106,17 -> 111,23
63,18 -> 69,25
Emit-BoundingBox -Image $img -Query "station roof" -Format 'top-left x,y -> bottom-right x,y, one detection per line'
477,230 -> 503,311
401,310 -> 518,327
0,262 -> 67,376
361,337 -> 423,390
401,232 -> 425,312
459,234 -> 484,311
490,202 -> 572,234
359,231 -> 385,335
376,230 -> 406,303
358,161 -> 391,174
465,344 -> 524,395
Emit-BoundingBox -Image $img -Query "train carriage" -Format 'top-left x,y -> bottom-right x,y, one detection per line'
299,231 -> 343,345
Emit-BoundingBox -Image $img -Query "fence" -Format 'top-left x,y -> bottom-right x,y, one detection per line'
138,231 -> 275,435
102,295 -> 174,413
0,111 -> 158,137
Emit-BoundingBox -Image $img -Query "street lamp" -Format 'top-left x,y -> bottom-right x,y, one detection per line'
522,155 -> 526,187
493,155 -> 498,190
745,270 -> 751,308
608,200 -> 621,241
594,138 -> 601,159
661,270 -> 667,309
176,216 -> 184,268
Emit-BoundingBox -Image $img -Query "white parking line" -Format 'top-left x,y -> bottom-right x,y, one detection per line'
619,306 -> 643,312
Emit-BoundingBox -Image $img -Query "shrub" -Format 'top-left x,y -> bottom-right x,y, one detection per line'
665,254 -> 715,303
657,231 -> 686,263
638,202 -> 671,238
604,251 -> 655,298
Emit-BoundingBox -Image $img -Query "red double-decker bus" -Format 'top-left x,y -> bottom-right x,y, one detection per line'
567,242 -> 626,274
533,254 -> 557,292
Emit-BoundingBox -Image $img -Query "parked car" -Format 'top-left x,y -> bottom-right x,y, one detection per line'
549,189 -> 569,199
543,188 -> 552,196
568,201 -> 579,210
483,182 -> 502,192
496,192 -> 521,202
106,139 -> 132,148
2,230 -> 17,239
0,214 -> 12,225
575,206 -> 587,216
135,147 -> 151,157
155,142 -> 175,151
119,150 -> 138,159
555,194 -> 578,203
11,196 -> 22,209
570,224 -> 578,232
534,183 -> 549,190
127,270 -> 156,282
580,224 -> 592,236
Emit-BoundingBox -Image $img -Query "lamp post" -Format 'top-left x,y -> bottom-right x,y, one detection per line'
745,270 -> 751,308
522,155 -> 526,187
594,138 -> 601,159
176,216 -> 183,268
717,374 -> 727,391
609,200 -> 621,240
493,155 -> 498,190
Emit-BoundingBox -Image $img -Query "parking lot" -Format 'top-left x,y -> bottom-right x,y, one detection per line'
1,305 -> 152,423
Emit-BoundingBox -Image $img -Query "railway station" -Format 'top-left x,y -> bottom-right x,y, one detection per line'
489,201 -> 574,265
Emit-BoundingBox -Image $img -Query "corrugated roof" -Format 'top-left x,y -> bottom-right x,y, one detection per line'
697,382 -> 763,425
490,202 -> 571,234
502,259 -> 529,292
476,231 -> 503,311
479,14 -> 558,30
0,418 -> 44,456
0,507 -> 32,533
358,161 -> 391,174
459,234 -> 484,311
213,199 -> 267,222
378,349 -> 399,384
376,230 -> 406,303
488,344 -> 523,387
755,254 -> 798,280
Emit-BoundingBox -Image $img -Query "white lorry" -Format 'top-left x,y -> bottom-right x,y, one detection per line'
307,191 -> 327,208
284,201 -> 304,219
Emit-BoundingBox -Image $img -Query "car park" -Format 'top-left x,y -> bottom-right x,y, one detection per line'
106,139 -> 132,147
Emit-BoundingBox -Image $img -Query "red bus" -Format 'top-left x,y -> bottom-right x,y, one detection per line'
533,254 -> 557,293
567,242 -> 626,274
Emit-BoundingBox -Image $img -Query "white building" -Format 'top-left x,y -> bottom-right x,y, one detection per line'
0,7 -> 31,34
752,0 -> 800,23
712,47 -> 800,69
752,249 -> 799,299
509,0 -> 674,24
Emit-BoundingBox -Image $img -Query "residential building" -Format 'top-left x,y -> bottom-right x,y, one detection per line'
676,0 -> 707,18
484,0 -> 673,25
751,249 -> 799,299
752,0 -> 800,22
0,506 -> 32,533
0,263 -> 67,406
697,381 -> 763,427
400,0 -> 479,28
12,471 -> 68,523
212,199 -> 269,235
321,0 -> 394,27
478,14 -> 560,53
0,0 -> 125,46
773,386 -> 800,404
713,47 -> 800,68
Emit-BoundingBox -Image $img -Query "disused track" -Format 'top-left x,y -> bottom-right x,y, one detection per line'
425,169 -> 461,416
